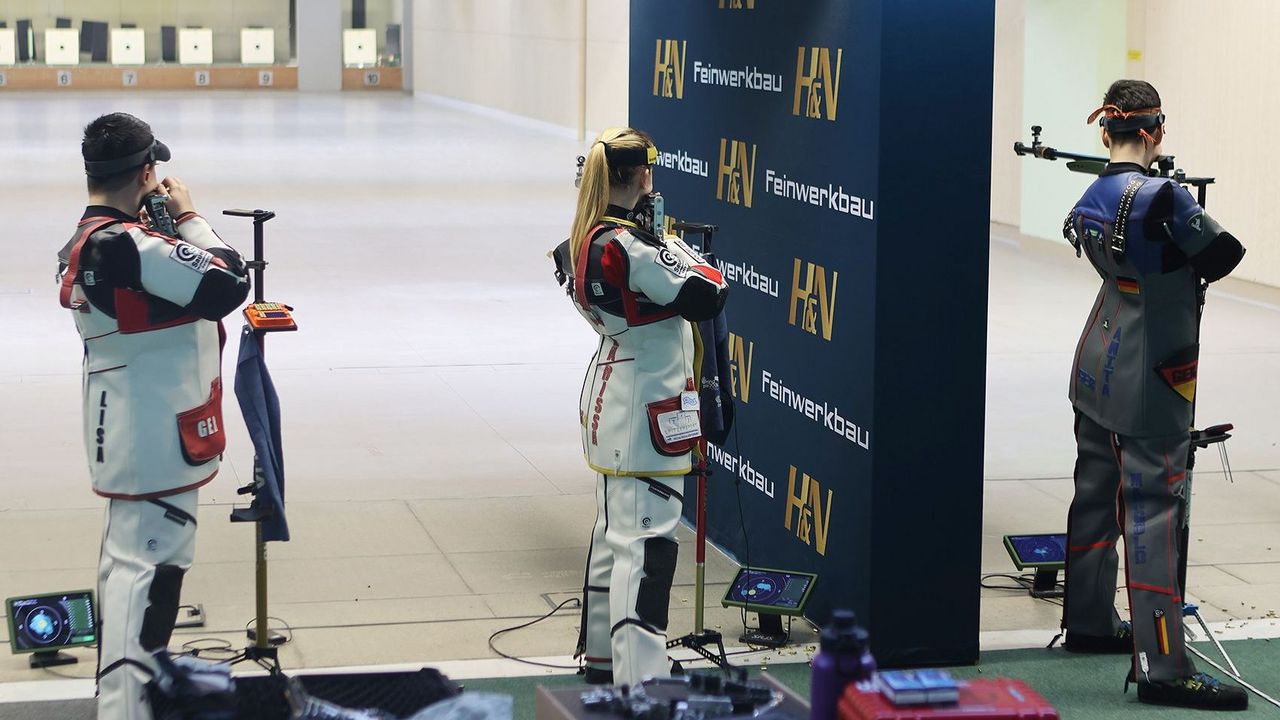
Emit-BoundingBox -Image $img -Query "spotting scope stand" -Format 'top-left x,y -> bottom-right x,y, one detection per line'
664,221 -> 730,673
223,208 -> 288,672
1015,127 -> 1250,685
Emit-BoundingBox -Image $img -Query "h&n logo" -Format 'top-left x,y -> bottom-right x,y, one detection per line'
653,39 -> 687,99
719,0 -> 756,8
793,47 -> 842,121
728,332 -> 754,403
784,466 -> 832,556
717,139 -> 757,208
789,258 -> 838,341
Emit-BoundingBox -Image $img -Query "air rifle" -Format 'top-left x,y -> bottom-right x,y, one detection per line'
1013,124 -> 1216,207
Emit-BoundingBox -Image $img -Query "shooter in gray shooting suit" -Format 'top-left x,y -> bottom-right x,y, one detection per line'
1059,80 -> 1247,711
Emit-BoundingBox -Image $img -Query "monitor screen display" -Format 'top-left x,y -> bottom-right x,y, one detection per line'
722,568 -> 817,616
1004,533 -> 1067,569
6,590 -> 96,653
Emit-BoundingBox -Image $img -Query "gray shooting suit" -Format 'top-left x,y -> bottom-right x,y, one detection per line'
1063,162 -> 1244,682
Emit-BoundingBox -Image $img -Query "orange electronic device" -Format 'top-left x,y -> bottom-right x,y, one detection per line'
244,302 -> 297,332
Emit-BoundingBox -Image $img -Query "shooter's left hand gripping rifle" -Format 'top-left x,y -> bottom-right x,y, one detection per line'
1014,124 -> 1235,637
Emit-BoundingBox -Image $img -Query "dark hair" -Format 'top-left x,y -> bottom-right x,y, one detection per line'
82,112 -> 154,193
1102,79 -> 1162,143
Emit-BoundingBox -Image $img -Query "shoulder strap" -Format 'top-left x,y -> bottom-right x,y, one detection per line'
59,217 -> 118,310
1111,176 -> 1146,263
573,224 -> 624,309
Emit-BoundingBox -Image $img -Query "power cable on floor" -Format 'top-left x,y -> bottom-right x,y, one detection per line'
729,421 -> 754,633
487,597 -> 583,670
40,665 -> 95,680
171,616 -> 295,662
240,616 -> 295,646
980,572 -> 1065,608
179,637 -> 238,661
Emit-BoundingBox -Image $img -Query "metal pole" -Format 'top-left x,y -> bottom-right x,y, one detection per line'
253,212 -> 268,645
255,523 -> 269,649
695,444 -> 708,634
253,220 -> 266,303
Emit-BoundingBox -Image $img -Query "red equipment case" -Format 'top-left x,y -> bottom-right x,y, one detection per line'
839,677 -> 1058,720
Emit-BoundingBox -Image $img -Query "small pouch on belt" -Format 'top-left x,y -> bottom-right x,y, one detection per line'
176,379 -> 226,465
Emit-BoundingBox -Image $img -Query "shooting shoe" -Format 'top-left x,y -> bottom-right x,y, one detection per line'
1138,673 -> 1248,711
1064,620 -> 1133,654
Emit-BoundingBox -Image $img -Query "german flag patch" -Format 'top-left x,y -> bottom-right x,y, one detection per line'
1154,609 -> 1171,655
1155,346 -> 1198,403
1116,276 -> 1141,295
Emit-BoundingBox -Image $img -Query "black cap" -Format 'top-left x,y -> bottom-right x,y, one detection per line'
820,610 -> 868,653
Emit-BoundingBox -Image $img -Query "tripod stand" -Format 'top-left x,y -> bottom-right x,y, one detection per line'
664,222 -> 730,672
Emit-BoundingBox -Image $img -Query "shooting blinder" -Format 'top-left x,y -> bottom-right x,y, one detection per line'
84,138 -> 171,178
575,142 -> 658,188
601,142 -> 657,168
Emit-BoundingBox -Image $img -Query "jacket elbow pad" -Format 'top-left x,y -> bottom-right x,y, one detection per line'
1190,232 -> 1245,283
671,277 -> 728,321
186,248 -> 250,319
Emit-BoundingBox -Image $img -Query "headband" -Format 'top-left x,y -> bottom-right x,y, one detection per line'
1086,104 -> 1165,145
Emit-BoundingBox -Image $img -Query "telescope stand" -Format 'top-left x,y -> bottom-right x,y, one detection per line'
662,221 -> 731,673
223,208 -> 287,673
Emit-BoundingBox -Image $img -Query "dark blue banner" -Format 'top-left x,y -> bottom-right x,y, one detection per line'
631,0 -> 992,667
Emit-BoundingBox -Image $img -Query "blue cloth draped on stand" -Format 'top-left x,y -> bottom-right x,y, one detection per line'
234,324 -> 290,542
696,253 -> 735,445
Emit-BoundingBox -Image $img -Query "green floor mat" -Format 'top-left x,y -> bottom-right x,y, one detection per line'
461,639 -> 1280,719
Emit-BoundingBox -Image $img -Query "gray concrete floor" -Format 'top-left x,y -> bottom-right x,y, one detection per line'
0,92 -> 1277,689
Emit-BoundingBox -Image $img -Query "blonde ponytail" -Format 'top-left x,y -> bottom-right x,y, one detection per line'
569,127 -> 653,268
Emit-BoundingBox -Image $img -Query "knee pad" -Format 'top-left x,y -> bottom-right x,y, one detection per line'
636,537 -> 678,631
140,564 -> 186,652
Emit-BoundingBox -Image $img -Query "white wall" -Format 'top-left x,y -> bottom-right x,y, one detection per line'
1140,1 -> 1280,287
990,0 -> 1024,226
1018,0 -> 1127,242
584,0 -> 630,133
412,0 -> 582,129
411,0 -> 628,137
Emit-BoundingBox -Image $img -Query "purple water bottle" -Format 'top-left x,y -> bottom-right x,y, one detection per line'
810,610 -> 875,720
